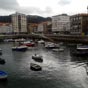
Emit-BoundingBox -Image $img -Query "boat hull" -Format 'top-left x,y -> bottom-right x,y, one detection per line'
0,59 -> 5,65
0,71 -> 8,81
30,63 -> 42,71
32,55 -> 43,62
12,46 -> 28,51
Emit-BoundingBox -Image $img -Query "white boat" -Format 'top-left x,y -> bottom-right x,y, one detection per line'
38,40 -> 45,44
45,43 -> 60,49
15,38 -> 25,42
77,44 -> 88,50
52,48 -> 64,52
0,71 -> 8,80
32,54 -> 43,62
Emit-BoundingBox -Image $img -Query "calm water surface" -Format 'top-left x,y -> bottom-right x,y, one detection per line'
0,42 -> 88,88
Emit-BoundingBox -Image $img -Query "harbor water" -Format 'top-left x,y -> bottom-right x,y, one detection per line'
0,42 -> 88,88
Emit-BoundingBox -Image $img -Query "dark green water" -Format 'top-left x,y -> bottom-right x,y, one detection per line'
0,43 -> 88,88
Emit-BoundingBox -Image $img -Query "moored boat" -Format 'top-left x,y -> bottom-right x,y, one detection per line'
38,39 -> 45,44
32,54 -> 43,62
77,44 -> 88,51
45,43 -> 60,49
52,48 -> 64,52
30,63 -> 42,71
12,45 -> 28,51
0,71 -> 8,80
0,58 -> 5,65
22,41 -> 35,47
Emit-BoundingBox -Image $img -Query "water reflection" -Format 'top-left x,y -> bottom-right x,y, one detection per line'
70,48 -> 88,75
0,79 -> 8,88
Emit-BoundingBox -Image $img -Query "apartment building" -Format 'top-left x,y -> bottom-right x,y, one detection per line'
12,12 -> 27,34
70,13 -> 88,35
52,14 -> 70,34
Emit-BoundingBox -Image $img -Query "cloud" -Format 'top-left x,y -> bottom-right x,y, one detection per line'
58,0 -> 71,6
0,0 -> 53,17
16,6 -> 53,17
0,0 -> 19,10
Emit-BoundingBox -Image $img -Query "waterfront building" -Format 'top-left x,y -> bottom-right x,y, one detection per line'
0,23 -> 12,34
37,22 -> 44,33
12,12 -> 27,34
27,23 -> 38,34
70,13 -> 88,35
37,21 -> 52,34
52,14 -> 70,34
44,21 -> 52,34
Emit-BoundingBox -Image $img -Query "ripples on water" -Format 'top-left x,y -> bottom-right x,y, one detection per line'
0,42 -> 88,88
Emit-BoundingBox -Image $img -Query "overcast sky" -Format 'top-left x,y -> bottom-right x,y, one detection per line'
0,0 -> 88,17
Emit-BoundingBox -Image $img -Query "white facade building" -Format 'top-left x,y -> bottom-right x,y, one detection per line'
52,14 -> 70,33
37,23 -> 44,33
0,23 -> 12,34
12,12 -> 27,34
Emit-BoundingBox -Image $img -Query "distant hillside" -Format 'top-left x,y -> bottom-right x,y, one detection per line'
0,15 -> 11,23
0,15 -> 51,23
27,15 -> 51,23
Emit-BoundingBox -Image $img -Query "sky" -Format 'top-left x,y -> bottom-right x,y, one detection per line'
0,0 -> 88,17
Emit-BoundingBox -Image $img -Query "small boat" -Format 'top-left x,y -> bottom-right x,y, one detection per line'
0,71 -> 8,80
32,54 -> 43,62
22,41 -> 35,47
45,43 -> 60,49
0,58 -> 5,65
12,45 -> 28,51
77,44 -> 88,50
52,48 -> 64,52
38,40 -> 45,44
30,63 -> 42,71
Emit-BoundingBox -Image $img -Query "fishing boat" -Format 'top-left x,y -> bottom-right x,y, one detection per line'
30,63 -> 42,71
32,54 -> 43,62
0,71 -> 8,80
